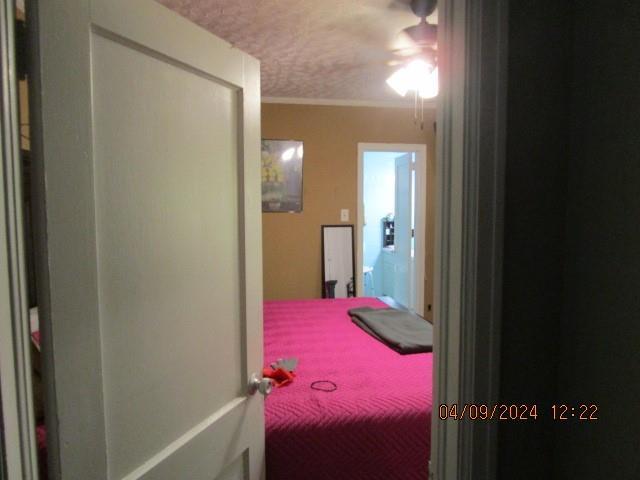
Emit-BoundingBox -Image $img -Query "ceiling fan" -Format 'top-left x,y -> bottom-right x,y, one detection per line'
387,0 -> 437,61
385,0 -> 439,127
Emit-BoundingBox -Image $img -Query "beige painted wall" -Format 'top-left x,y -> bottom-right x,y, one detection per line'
261,103 -> 436,320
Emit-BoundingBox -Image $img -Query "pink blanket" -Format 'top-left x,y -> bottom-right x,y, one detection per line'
264,298 -> 433,480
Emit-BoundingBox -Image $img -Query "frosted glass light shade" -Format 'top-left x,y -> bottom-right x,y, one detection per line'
386,60 -> 439,99
386,67 -> 410,97
419,67 -> 438,99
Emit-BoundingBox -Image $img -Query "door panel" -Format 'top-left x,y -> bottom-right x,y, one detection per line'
92,33 -> 243,477
394,153 -> 413,309
217,454 -> 247,480
34,0 -> 263,478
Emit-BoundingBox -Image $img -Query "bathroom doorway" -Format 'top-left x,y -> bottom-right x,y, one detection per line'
357,143 -> 427,315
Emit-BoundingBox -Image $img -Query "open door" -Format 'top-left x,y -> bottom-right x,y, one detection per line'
31,0 -> 264,478
394,153 -> 414,310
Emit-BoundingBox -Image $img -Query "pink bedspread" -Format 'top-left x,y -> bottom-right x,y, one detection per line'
264,298 -> 433,480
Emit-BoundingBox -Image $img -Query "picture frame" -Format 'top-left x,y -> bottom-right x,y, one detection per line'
261,139 -> 304,212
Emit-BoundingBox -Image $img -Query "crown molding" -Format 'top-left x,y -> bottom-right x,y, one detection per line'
262,96 -> 437,109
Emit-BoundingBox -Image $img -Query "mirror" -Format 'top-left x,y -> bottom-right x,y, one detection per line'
321,225 -> 355,298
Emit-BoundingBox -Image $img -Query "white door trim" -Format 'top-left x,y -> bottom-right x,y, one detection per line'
431,0 -> 507,479
0,0 -> 38,478
356,142 -> 427,316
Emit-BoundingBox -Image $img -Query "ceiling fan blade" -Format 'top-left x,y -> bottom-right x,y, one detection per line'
402,21 -> 437,47
387,0 -> 412,11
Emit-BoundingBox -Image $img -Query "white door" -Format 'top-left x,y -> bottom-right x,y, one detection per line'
34,1 -> 264,479
394,153 -> 413,309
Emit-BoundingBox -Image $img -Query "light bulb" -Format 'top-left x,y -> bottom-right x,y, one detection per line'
405,59 -> 432,91
387,60 -> 438,99
418,66 -> 438,99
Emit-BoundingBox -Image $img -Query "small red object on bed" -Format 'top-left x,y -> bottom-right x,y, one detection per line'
264,297 -> 433,480
263,366 -> 296,387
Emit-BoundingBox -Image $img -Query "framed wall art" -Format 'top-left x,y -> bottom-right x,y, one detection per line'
261,139 -> 304,212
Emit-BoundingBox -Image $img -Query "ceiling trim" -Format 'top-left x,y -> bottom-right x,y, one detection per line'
262,96 -> 437,109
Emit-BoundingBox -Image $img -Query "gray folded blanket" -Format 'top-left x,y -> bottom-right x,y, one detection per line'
348,306 -> 433,354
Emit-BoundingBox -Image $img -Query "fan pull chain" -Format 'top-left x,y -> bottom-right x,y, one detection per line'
414,90 -> 425,130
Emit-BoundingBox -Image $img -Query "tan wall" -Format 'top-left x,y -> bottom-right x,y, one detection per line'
19,80 -> 29,151
17,9 -> 29,151
261,103 -> 436,320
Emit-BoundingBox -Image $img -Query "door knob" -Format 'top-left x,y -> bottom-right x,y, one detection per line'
248,373 -> 272,396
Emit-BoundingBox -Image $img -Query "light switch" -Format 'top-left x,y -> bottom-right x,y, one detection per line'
340,209 -> 349,222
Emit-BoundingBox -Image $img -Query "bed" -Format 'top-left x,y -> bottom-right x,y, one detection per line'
264,297 -> 433,480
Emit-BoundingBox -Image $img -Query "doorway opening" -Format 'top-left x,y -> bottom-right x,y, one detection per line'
0,0 -> 507,478
357,143 -> 427,316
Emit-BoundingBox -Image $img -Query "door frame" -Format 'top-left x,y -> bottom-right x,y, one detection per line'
431,0 -> 508,478
0,0 -> 38,478
356,142 -> 427,316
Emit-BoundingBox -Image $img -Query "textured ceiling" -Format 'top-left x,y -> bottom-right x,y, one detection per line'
157,0 -> 436,103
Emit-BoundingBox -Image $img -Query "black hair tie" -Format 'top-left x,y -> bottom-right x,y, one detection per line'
310,380 -> 337,392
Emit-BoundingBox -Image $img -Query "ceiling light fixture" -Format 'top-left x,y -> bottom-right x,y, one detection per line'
385,0 -> 438,129
386,58 -> 438,129
386,59 -> 438,100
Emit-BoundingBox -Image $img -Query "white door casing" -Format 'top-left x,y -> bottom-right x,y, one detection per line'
31,1 -> 264,479
356,143 -> 426,316
431,0 -> 507,478
0,1 -> 38,478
